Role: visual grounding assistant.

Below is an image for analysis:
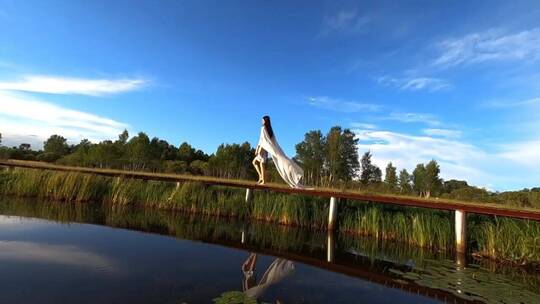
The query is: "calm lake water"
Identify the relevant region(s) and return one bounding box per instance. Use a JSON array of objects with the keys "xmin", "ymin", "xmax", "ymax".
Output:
[{"xmin": 0, "ymin": 197, "xmax": 538, "ymax": 304}]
